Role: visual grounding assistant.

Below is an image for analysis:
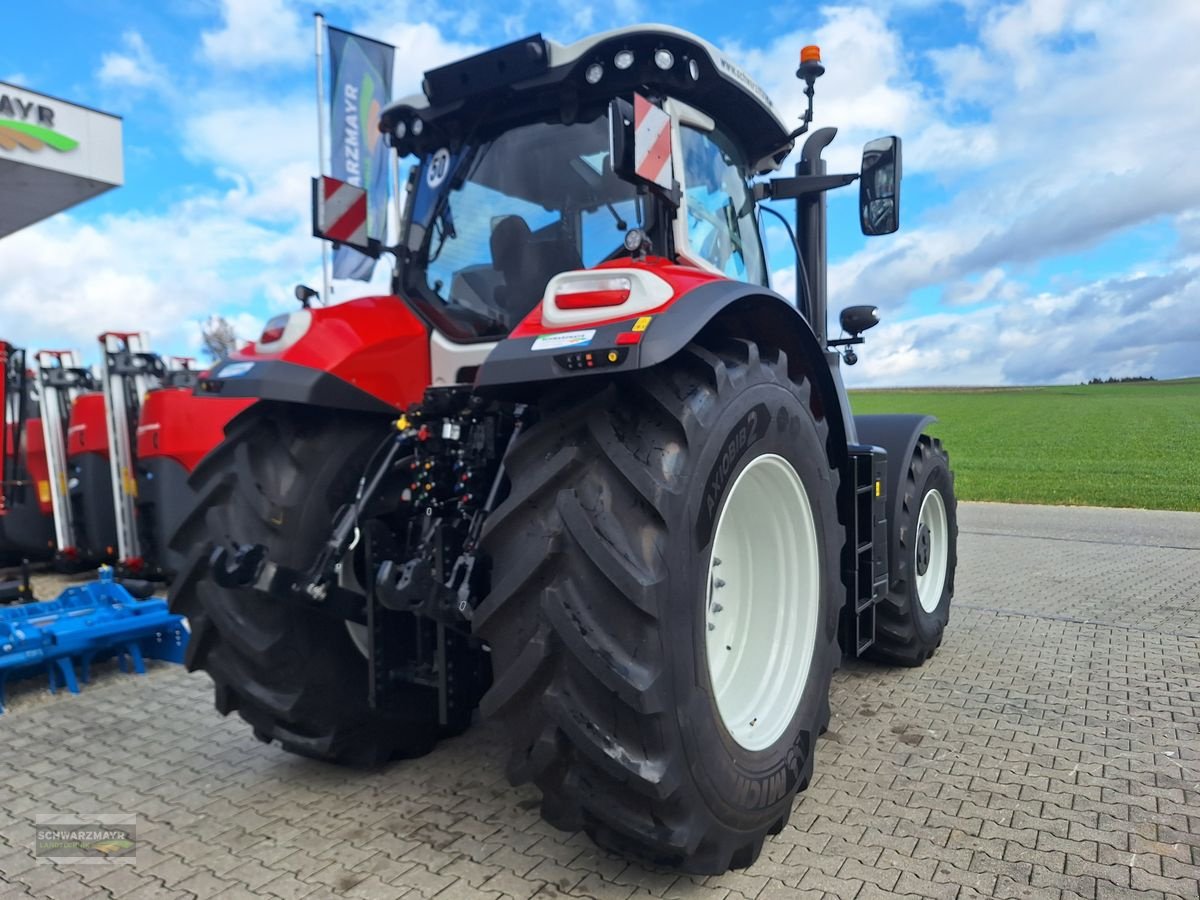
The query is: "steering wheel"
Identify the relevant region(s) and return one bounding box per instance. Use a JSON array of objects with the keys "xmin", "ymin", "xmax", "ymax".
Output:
[{"xmin": 444, "ymin": 300, "xmax": 508, "ymax": 336}]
